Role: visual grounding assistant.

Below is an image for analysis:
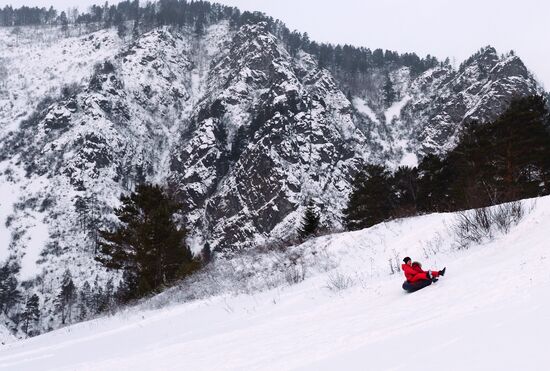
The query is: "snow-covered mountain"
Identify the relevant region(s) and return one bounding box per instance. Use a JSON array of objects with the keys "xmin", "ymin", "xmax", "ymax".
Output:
[
  {"xmin": 1, "ymin": 196, "xmax": 548, "ymax": 370},
  {"xmin": 0, "ymin": 15, "xmax": 545, "ymax": 335},
  {"xmin": 352, "ymin": 46, "xmax": 543, "ymax": 162}
]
